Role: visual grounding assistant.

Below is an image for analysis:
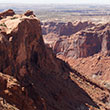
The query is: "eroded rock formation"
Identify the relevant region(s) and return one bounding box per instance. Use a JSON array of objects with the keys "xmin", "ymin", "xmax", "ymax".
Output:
[
  {"xmin": 24, "ymin": 10, "xmax": 35, "ymax": 17},
  {"xmin": 0, "ymin": 9, "xmax": 15, "ymax": 19},
  {"xmin": 42, "ymin": 21, "xmax": 94, "ymax": 36},
  {"xmin": 42, "ymin": 21, "xmax": 96, "ymax": 58},
  {"xmin": 45, "ymin": 23, "xmax": 110, "ymax": 58},
  {"xmin": 42, "ymin": 19, "xmax": 110, "ymax": 109},
  {"xmin": 0, "ymin": 72, "xmax": 36, "ymax": 110},
  {"xmin": 0, "ymin": 9, "xmax": 105, "ymax": 110}
]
